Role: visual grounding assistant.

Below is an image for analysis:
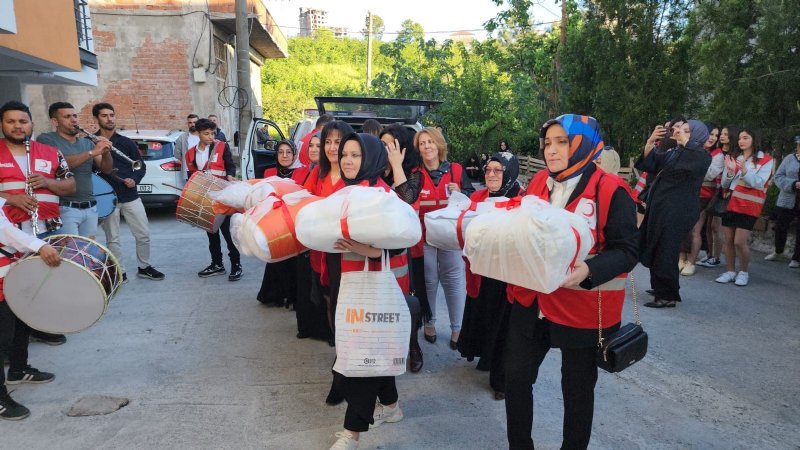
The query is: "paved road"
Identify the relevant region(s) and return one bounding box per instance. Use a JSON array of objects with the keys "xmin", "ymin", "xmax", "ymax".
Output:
[{"xmin": 2, "ymin": 208, "xmax": 799, "ymax": 449}]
